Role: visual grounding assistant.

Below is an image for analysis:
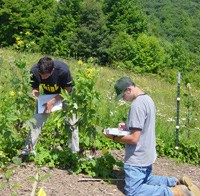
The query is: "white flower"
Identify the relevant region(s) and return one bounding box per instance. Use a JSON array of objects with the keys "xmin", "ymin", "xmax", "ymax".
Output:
[
  {"xmin": 167, "ymin": 118, "xmax": 175, "ymax": 122},
  {"xmin": 119, "ymin": 100, "xmax": 126, "ymax": 105}
]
